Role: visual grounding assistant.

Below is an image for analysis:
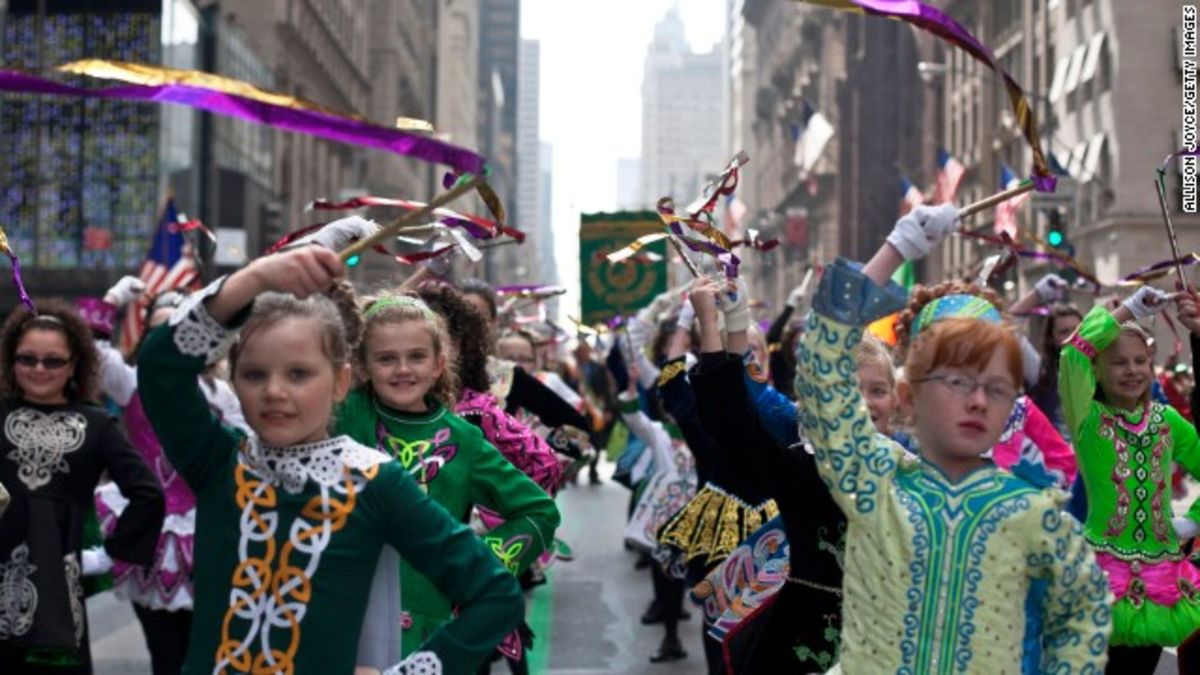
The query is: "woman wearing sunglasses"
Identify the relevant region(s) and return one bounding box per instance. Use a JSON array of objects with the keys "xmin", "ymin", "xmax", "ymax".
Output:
[{"xmin": 0, "ymin": 299, "xmax": 164, "ymax": 674}]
